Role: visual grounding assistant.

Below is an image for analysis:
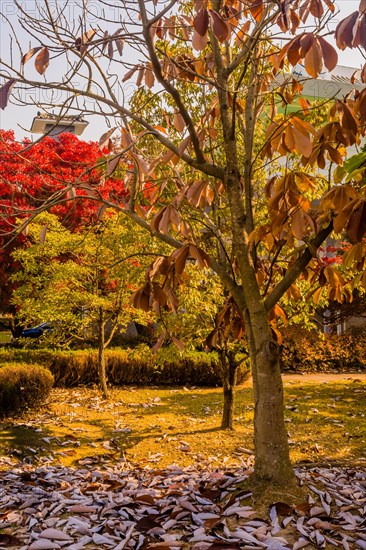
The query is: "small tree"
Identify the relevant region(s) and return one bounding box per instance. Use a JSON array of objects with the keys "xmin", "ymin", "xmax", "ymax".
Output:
[
  {"xmin": 155, "ymin": 263, "xmax": 248, "ymax": 429},
  {"xmin": 11, "ymin": 212, "xmax": 158, "ymax": 398}
]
